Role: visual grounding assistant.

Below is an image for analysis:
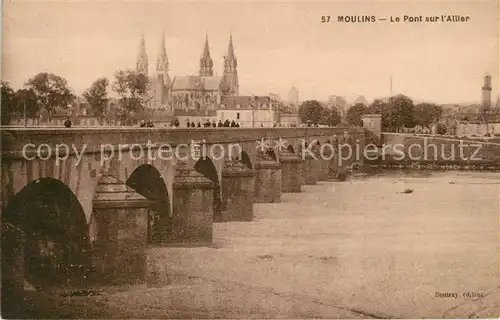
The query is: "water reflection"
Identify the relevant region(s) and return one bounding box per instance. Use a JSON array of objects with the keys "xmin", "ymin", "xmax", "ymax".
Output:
[{"xmin": 357, "ymin": 169, "xmax": 500, "ymax": 184}]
